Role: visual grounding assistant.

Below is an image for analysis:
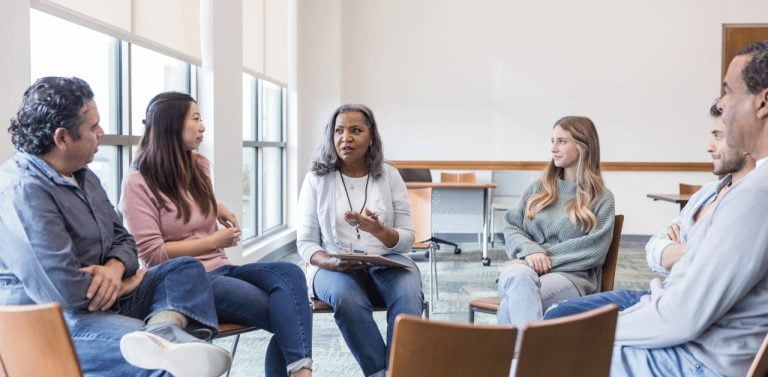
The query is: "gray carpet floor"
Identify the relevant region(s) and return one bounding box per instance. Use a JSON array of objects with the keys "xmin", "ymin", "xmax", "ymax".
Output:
[{"xmin": 214, "ymin": 239, "xmax": 660, "ymax": 376}]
